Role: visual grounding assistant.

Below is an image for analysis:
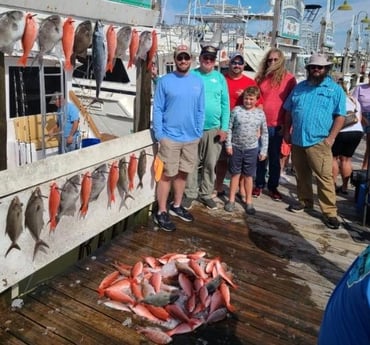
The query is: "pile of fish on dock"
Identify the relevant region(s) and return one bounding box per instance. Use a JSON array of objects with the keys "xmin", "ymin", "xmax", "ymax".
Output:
[
  {"xmin": 5, "ymin": 149, "xmax": 149, "ymax": 260},
  {"xmin": 0, "ymin": 9, "xmax": 157, "ymax": 101},
  {"xmin": 98, "ymin": 251, "xmax": 237, "ymax": 344}
]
